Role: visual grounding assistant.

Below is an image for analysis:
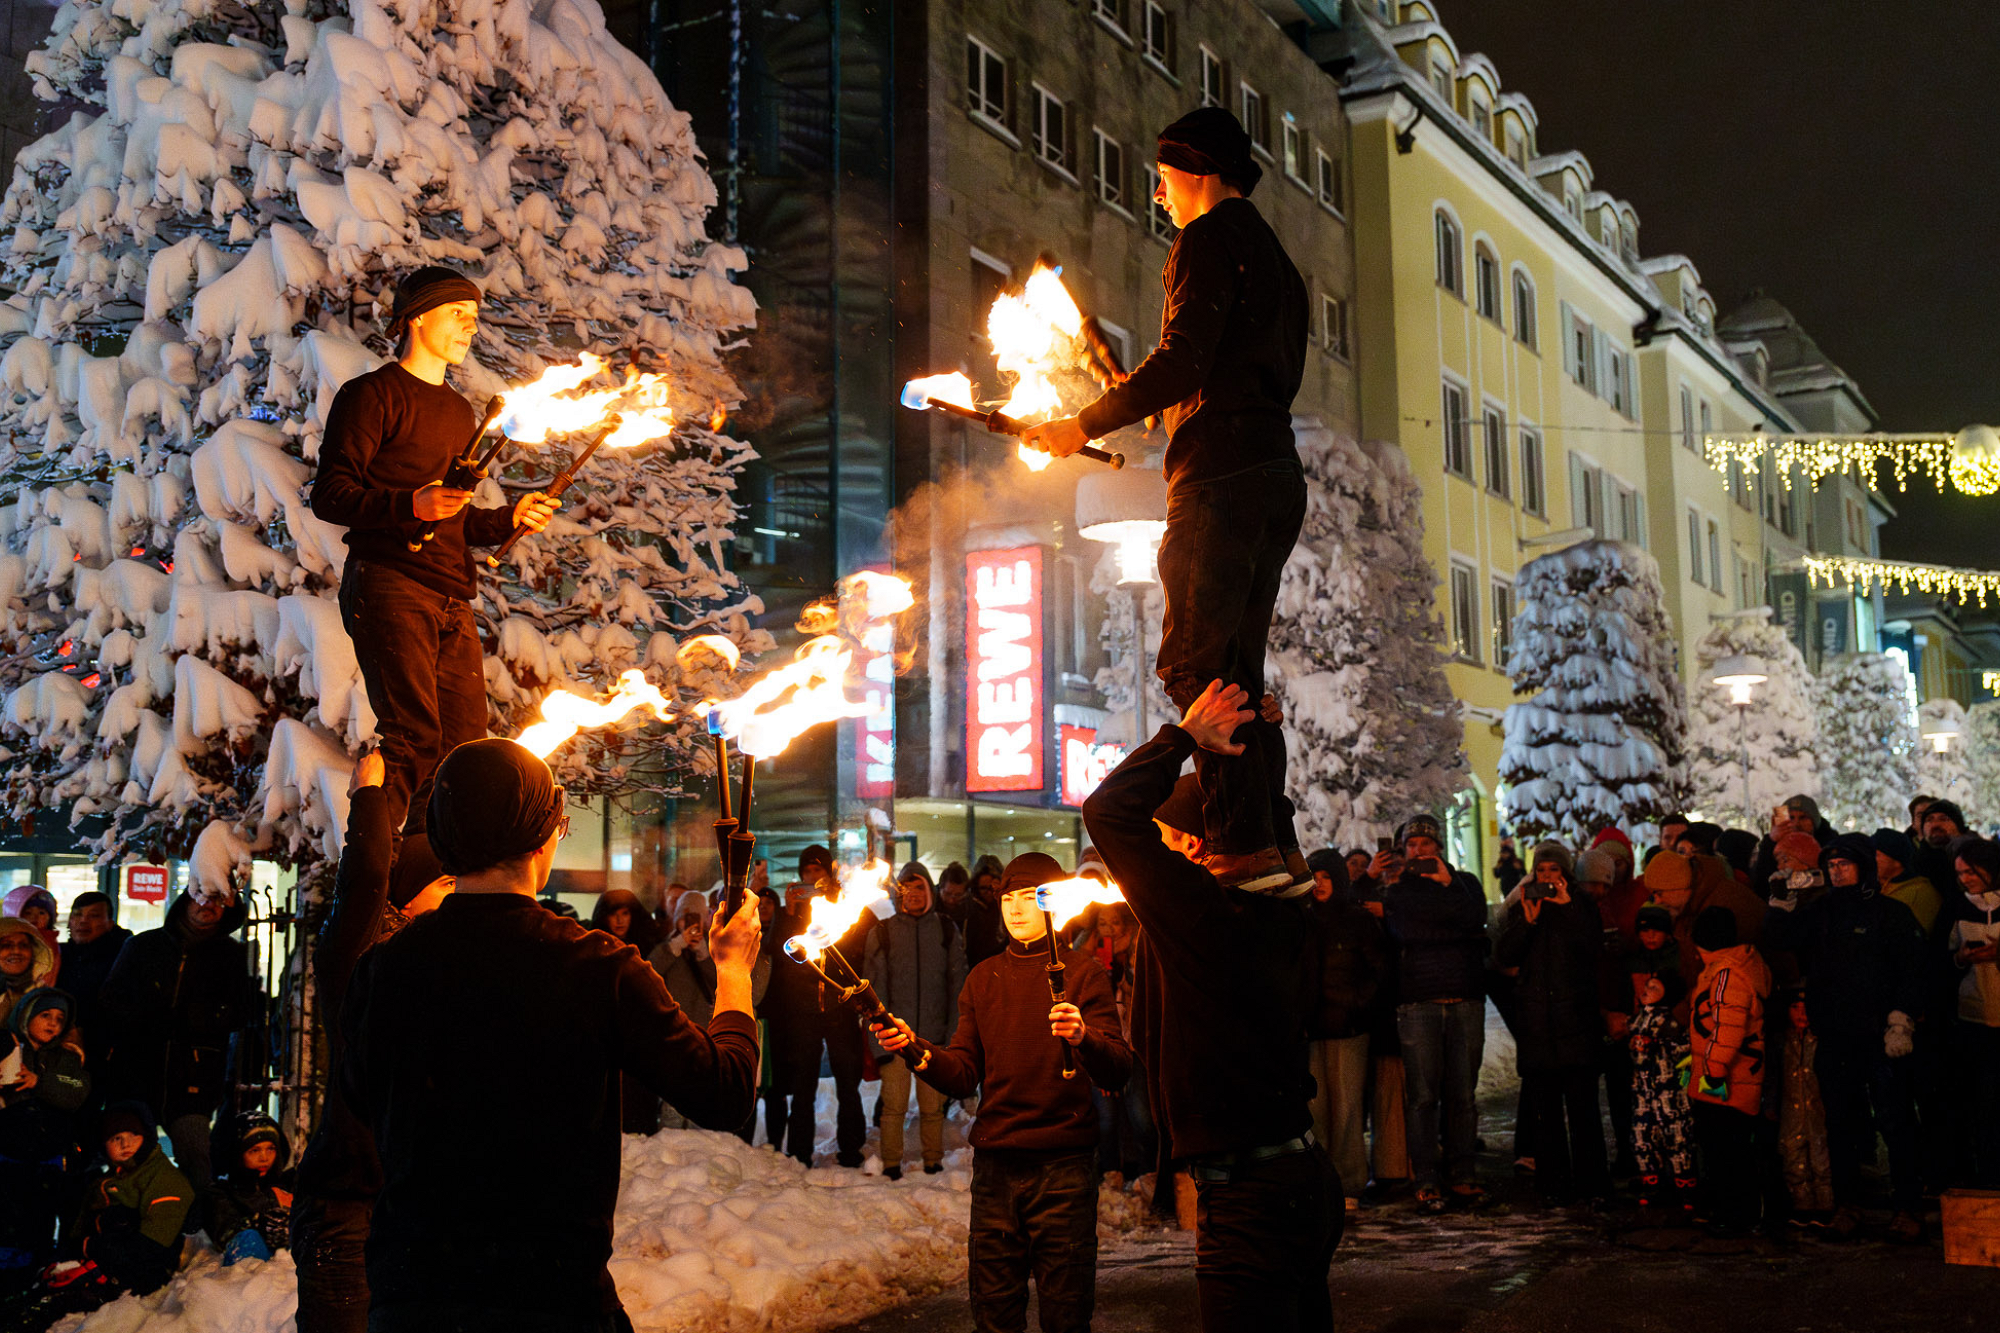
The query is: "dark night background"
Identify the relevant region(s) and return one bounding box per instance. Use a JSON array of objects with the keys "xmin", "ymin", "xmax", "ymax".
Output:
[{"xmin": 1438, "ymin": 0, "xmax": 2000, "ymax": 568}]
